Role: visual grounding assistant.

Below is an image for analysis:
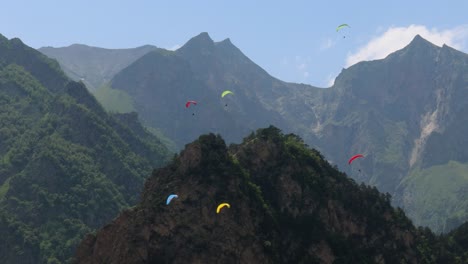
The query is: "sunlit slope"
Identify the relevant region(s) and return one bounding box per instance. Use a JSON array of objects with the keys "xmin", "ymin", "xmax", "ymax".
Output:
[{"xmin": 397, "ymin": 161, "xmax": 468, "ymax": 233}]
